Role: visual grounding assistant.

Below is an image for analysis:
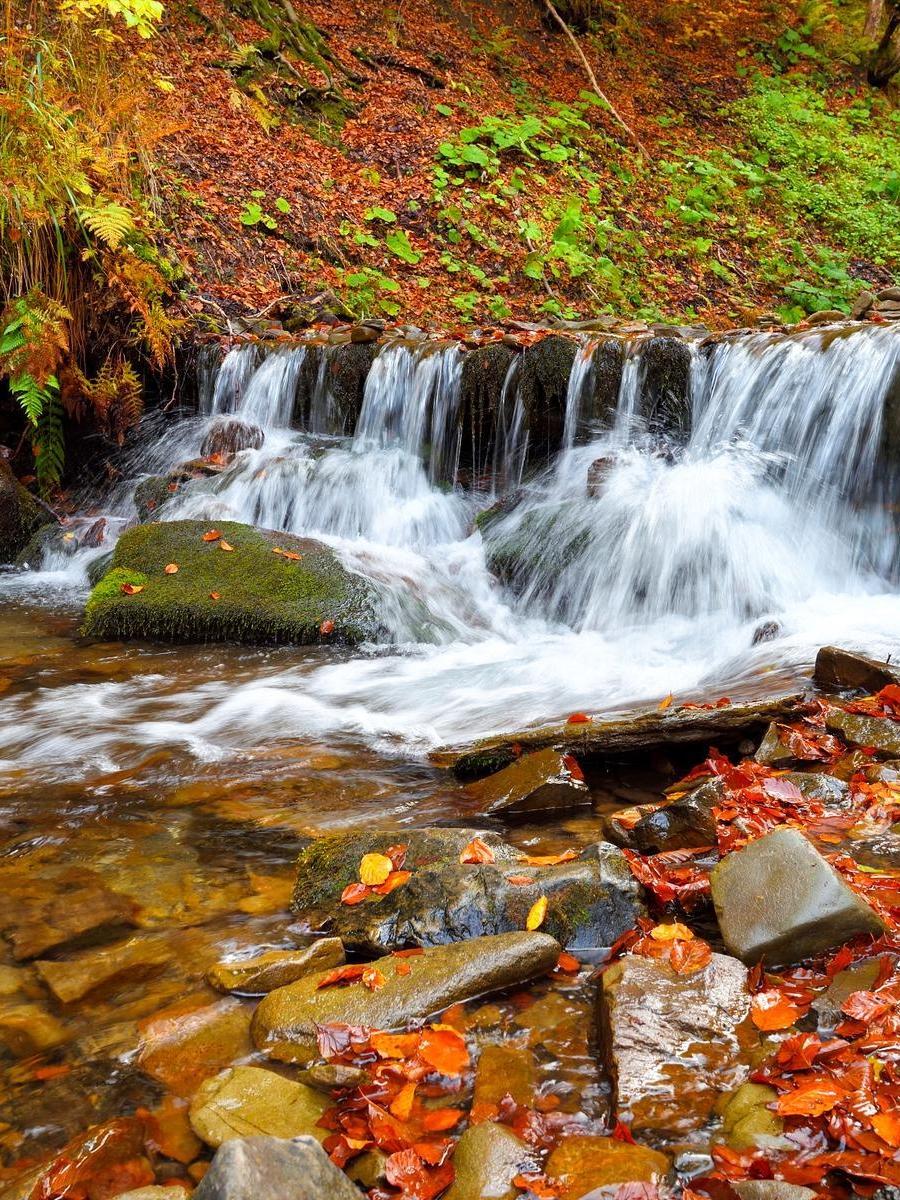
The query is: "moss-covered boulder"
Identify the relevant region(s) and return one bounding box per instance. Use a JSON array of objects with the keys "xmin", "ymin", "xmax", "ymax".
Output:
[
  {"xmin": 459, "ymin": 342, "xmax": 519, "ymax": 483},
  {"xmin": 133, "ymin": 475, "xmax": 177, "ymax": 523},
  {"xmin": 519, "ymin": 334, "xmax": 578, "ymax": 462},
  {"xmin": 81, "ymin": 519, "xmax": 380, "ymax": 646},
  {"xmin": 0, "ymin": 461, "xmax": 55, "ymax": 564},
  {"xmin": 322, "ymin": 342, "xmax": 380, "ymax": 432},
  {"xmin": 639, "ymin": 335, "xmax": 692, "ymax": 436},
  {"xmin": 477, "ymin": 497, "xmax": 589, "ymax": 595},
  {"xmin": 291, "ymin": 827, "xmax": 645, "ymax": 953}
]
